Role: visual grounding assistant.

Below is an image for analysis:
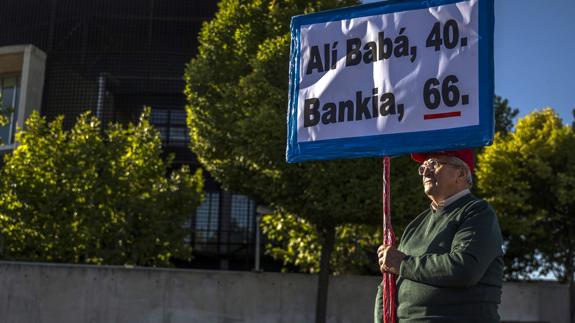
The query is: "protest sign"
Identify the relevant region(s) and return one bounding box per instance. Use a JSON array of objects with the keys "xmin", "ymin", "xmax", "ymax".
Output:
[{"xmin": 287, "ymin": 0, "xmax": 494, "ymax": 163}]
